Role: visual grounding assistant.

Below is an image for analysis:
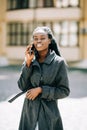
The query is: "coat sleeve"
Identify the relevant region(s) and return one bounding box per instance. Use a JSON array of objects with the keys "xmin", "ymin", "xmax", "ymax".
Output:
[
  {"xmin": 41, "ymin": 59, "xmax": 70, "ymax": 100},
  {"xmin": 17, "ymin": 62, "xmax": 32, "ymax": 91}
]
